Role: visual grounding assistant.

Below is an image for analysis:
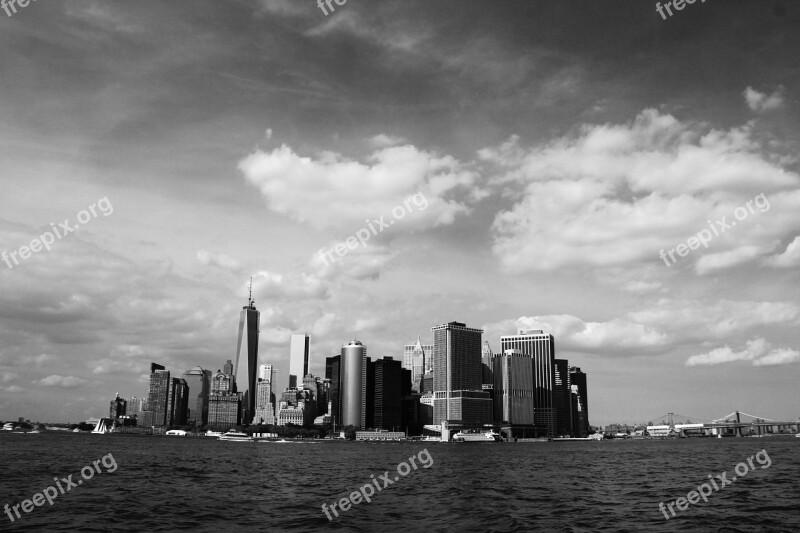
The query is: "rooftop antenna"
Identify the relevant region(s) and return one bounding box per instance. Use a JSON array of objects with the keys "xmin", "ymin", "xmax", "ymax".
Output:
[{"xmin": 248, "ymin": 276, "xmax": 253, "ymax": 306}]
